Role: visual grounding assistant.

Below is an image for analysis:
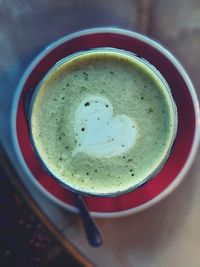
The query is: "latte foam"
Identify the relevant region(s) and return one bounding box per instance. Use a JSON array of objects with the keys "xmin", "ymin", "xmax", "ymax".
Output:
[{"xmin": 73, "ymin": 96, "xmax": 136, "ymax": 158}]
